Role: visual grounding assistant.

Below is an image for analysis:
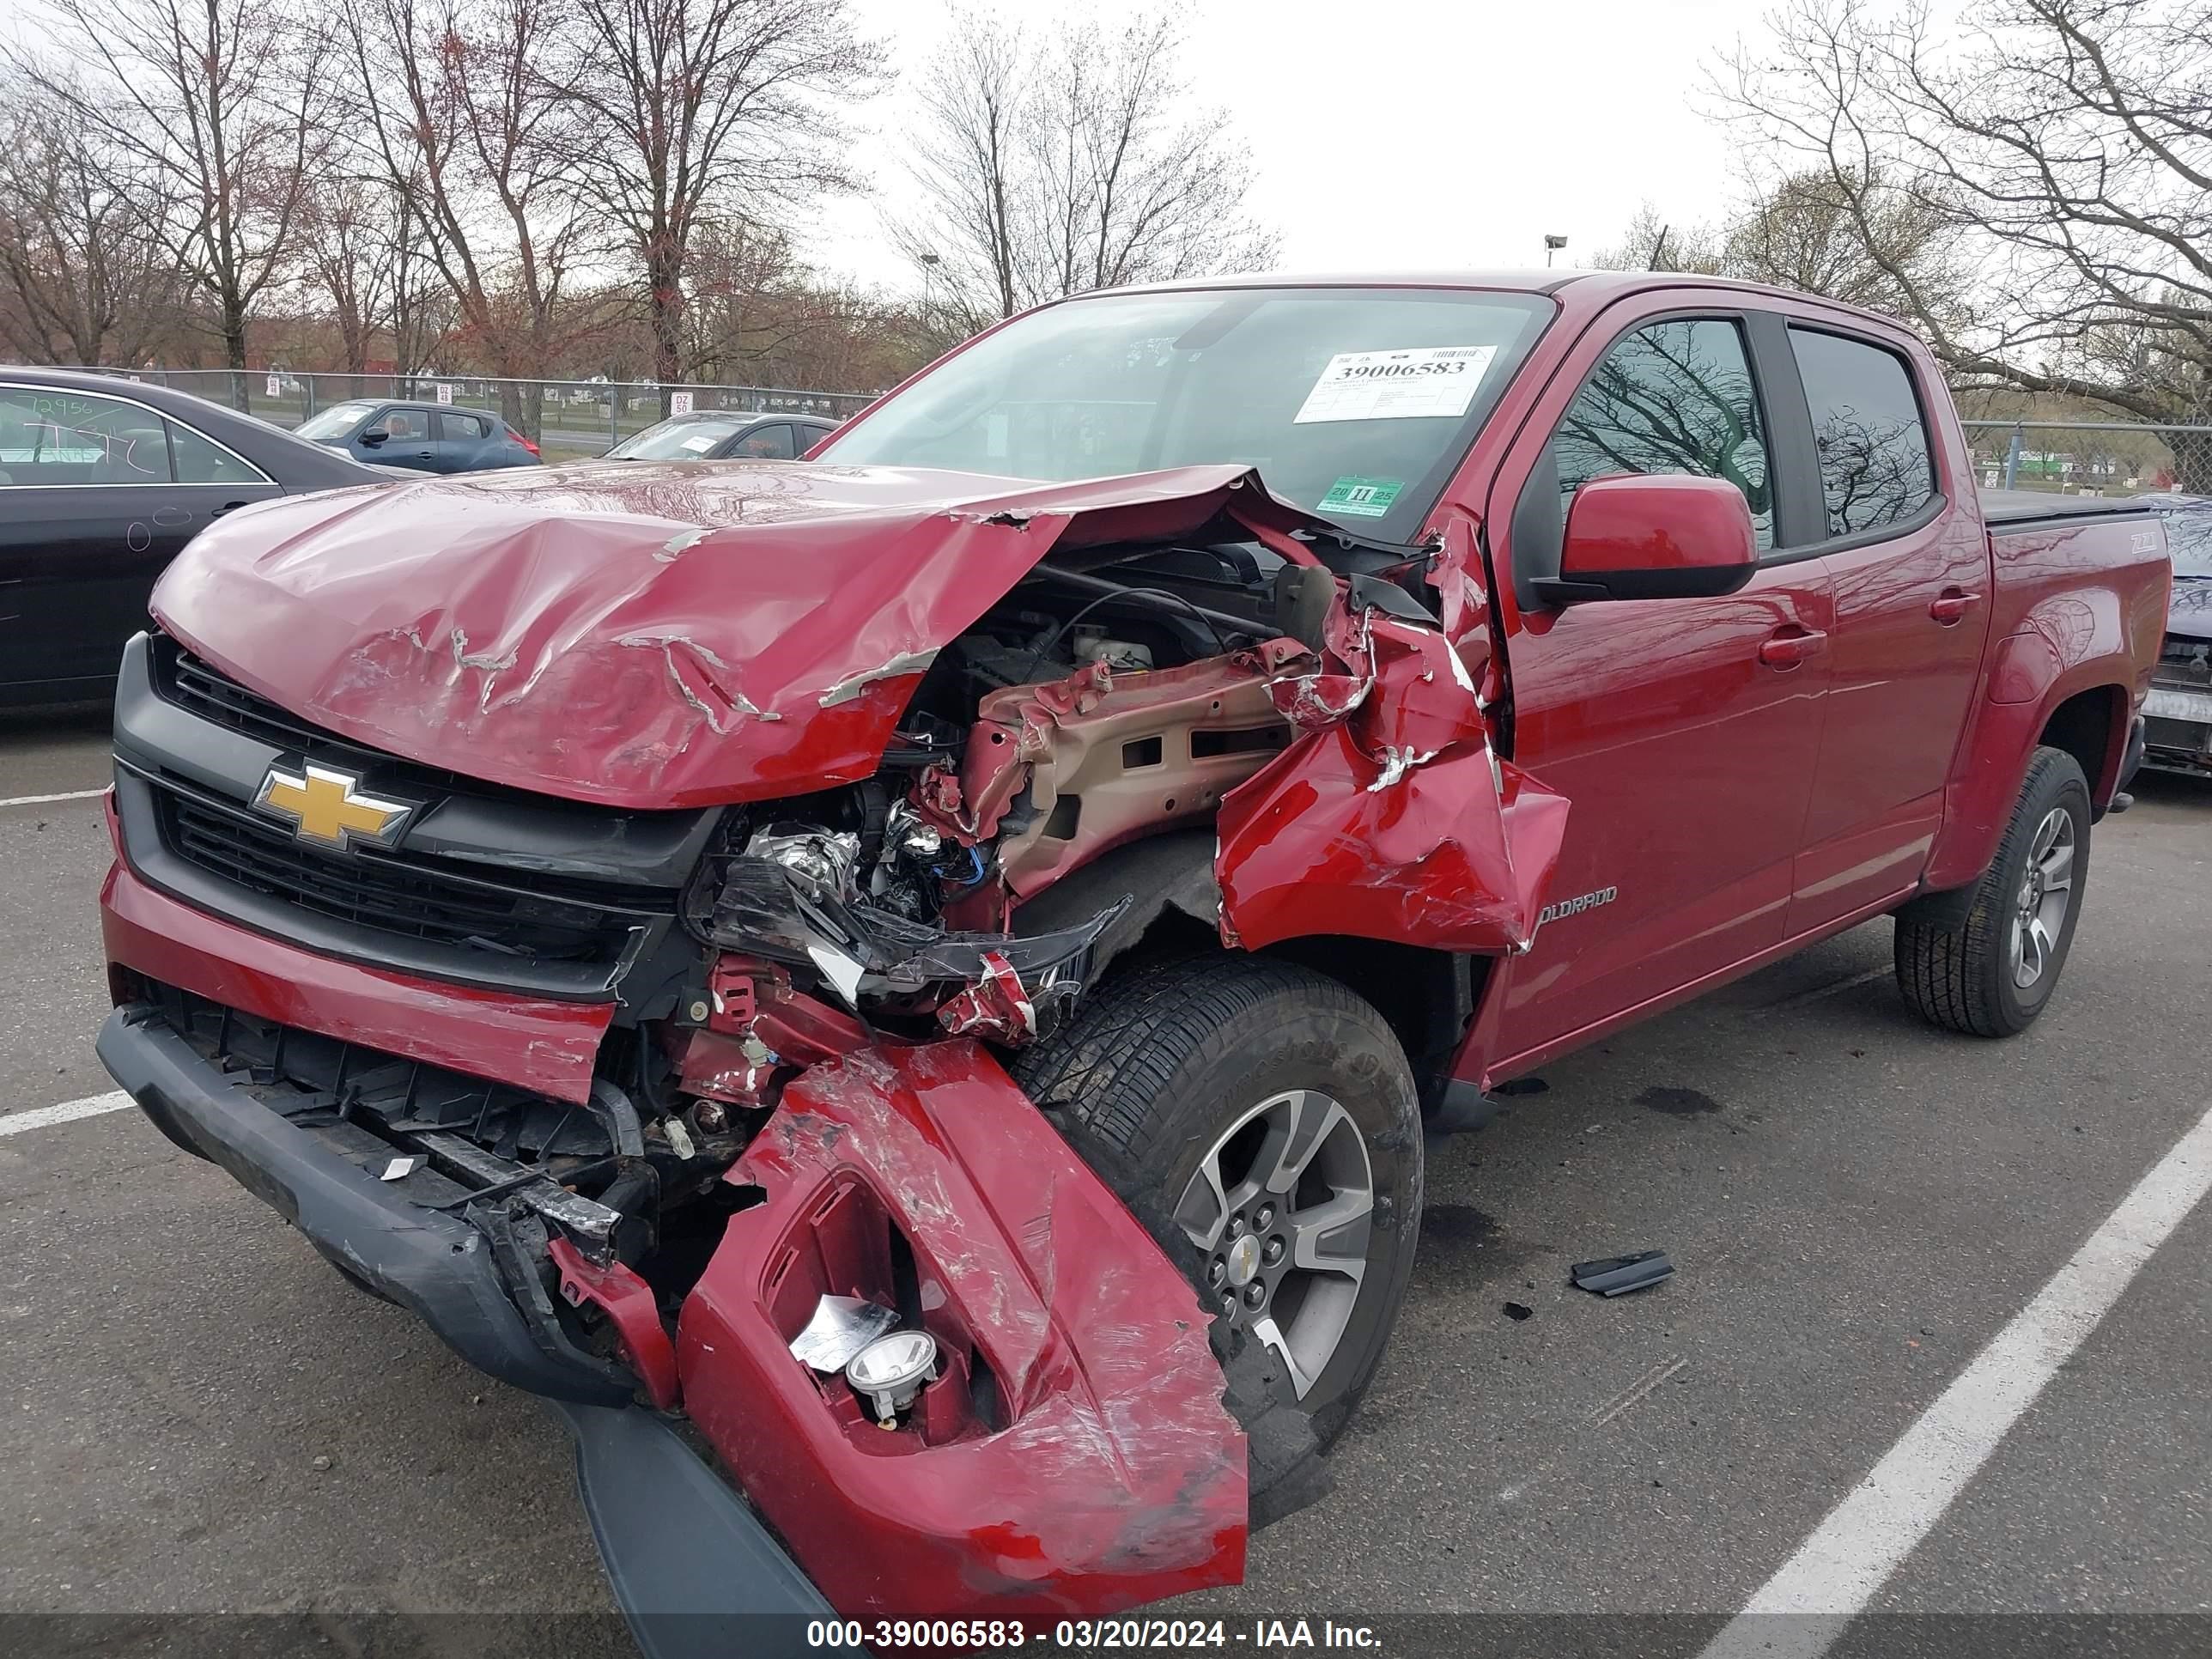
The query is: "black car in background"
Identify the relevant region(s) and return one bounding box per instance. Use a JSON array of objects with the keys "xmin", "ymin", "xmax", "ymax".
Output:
[
  {"xmin": 602, "ymin": 409, "xmax": 838, "ymax": 461},
  {"xmin": 293, "ymin": 398, "xmax": 543, "ymax": 472},
  {"xmin": 1, "ymin": 368, "xmax": 383, "ymax": 706},
  {"xmin": 2147, "ymin": 494, "xmax": 2212, "ymax": 774}
]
